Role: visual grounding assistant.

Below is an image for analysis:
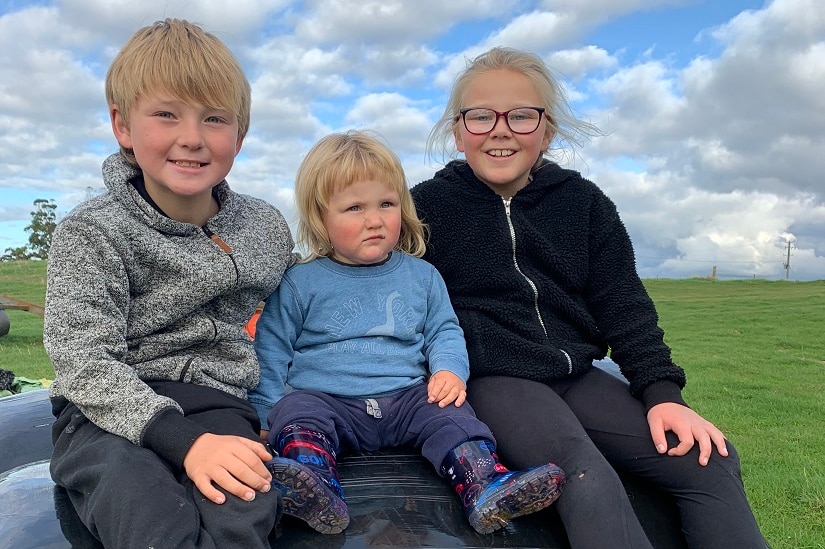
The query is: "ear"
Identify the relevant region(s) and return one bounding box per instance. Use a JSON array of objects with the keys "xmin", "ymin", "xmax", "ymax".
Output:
[
  {"xmin": 235, "ymin": 135, "xmax": 245, "ymax": 156},
  {"xmin": 110, "ymin": 107, "xmax": 133, "ymax": 150},
  {"xmin": 454, "ymin": 128, "xmax": 465, "ymax": 153},
  {"xmin": 541, "ymin": 128, "xmax": 553, "ymax": 153}
]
